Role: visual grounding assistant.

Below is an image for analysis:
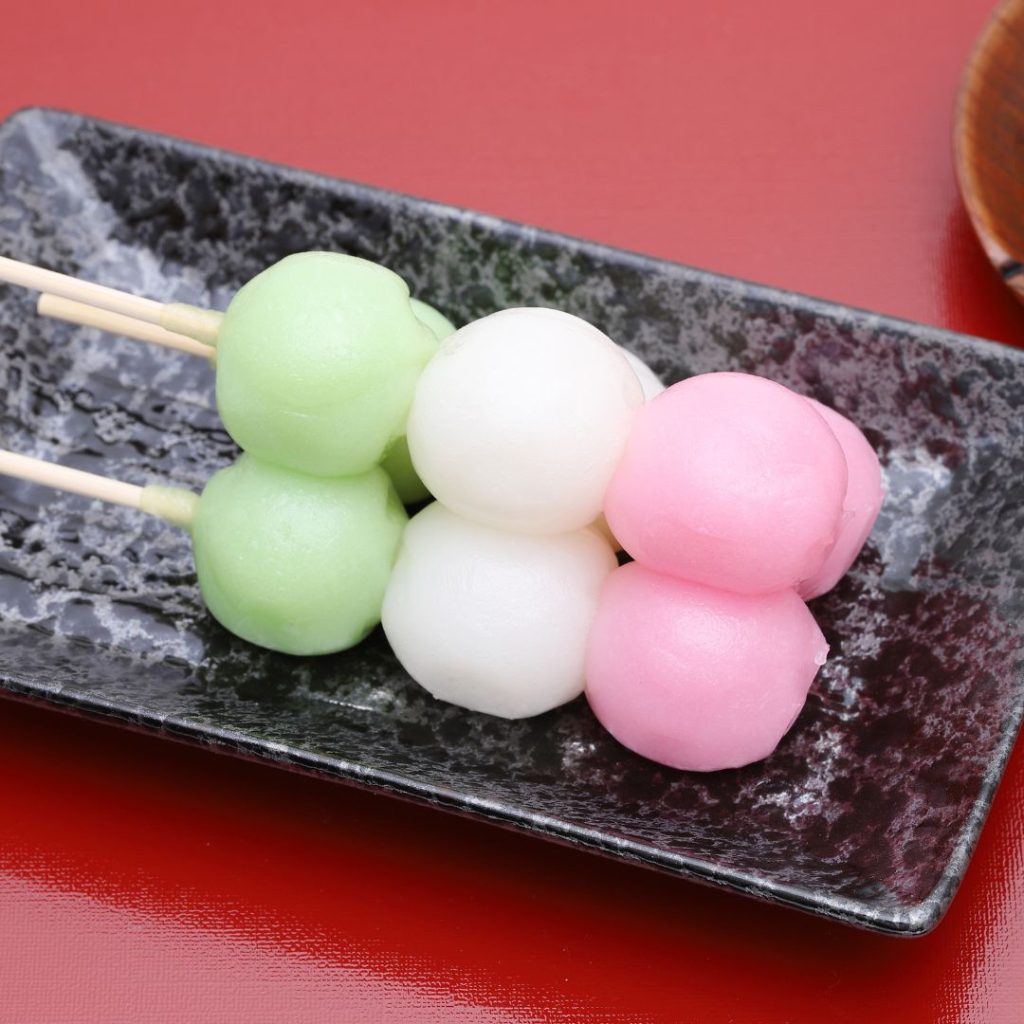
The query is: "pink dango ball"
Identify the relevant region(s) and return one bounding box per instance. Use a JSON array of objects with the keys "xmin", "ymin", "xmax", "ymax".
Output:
[
  {"xmin": 603, "ymin": 372, "xmax": 848, "ymax": 594},
  {"xmin": 585, "ymin": 563, "xmax": 828, "ymax": 772},
  {"xmin": 797, "ymin": 400, "xmax": 884, "ymax": 600}
]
